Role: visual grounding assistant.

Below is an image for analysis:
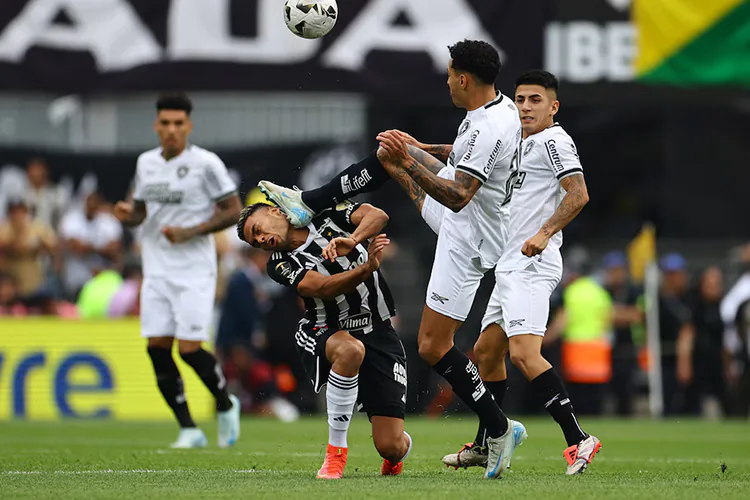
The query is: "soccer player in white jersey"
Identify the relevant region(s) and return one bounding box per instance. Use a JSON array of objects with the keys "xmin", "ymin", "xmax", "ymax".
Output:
[
  {"xmin": 113, "ymin": 93, "xmax": 243, "ymax": 449},
  {"xmin": 441, "ymin": 70, "xmax": 601, "ymax": 474},
  {"xmin": 259, "ymin": 40, "xmax": 525, "ymax": 479}
]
